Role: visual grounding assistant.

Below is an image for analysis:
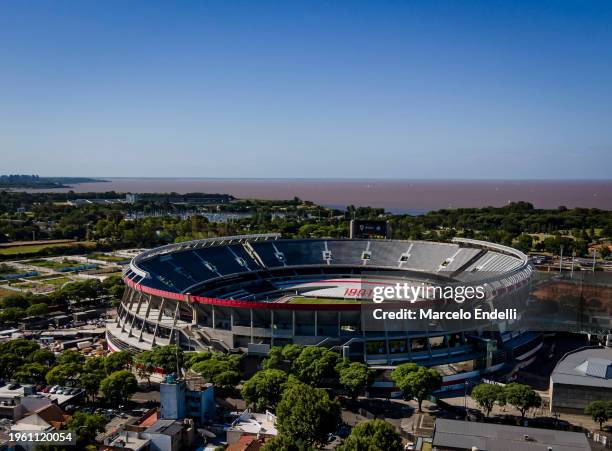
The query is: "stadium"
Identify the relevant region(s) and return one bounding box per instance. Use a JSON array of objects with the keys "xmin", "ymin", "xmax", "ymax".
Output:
[{"xmin": 108, "ymin": 234, "xmax": 541, "ymax": 389}]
